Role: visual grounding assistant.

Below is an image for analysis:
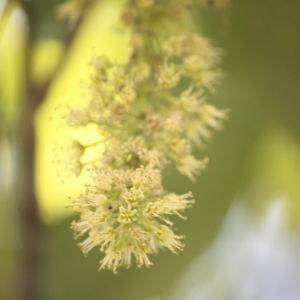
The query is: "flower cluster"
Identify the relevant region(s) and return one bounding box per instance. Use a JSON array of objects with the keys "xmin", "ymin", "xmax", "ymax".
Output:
[
  {"xmin": 61, "ymin": 0, "xmax": 227, "ymax": 272},
  {"xmin": 70, "ymin": 166, "xmax": 193, "ymax": 271}
]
